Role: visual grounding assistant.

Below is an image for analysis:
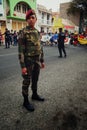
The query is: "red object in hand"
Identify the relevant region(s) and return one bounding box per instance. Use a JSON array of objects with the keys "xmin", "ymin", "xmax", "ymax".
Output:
[
  {"xmin": 41, "ymin": 63, "xmax": 45, "ymax": 69},
  {"xmin": 22, "ymin": 67, "xmax": 27, "ymax": 75}
]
